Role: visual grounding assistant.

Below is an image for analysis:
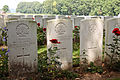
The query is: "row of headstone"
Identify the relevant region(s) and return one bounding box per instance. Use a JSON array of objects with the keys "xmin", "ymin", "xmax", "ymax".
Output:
[
  {"xmin": 3, "ymin": 14, "xmax": 120, "ymax": 30},
  {"xmin": 0, "ymin": 14, "xmax": 120, "ymax": 77},
  {"xmin": 47, "ymin": 17, "xmax": 120, "ymax": 68}
]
